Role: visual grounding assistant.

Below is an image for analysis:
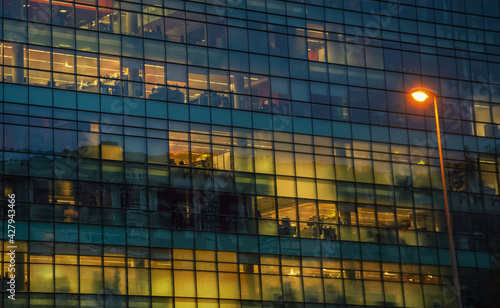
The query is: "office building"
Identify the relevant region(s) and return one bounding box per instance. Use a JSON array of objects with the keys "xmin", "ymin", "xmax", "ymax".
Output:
[{"xmin": 1, "ymin": 0, "xmax": 499, "ymax": 307}]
